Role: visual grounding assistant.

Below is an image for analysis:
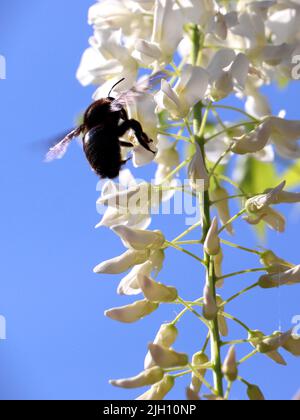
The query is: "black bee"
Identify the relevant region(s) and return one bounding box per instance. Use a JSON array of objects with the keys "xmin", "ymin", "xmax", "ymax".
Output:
[{"xmin": 46, "ymin": 74, "xmax": 163, "ymax": 179}]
